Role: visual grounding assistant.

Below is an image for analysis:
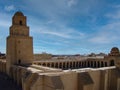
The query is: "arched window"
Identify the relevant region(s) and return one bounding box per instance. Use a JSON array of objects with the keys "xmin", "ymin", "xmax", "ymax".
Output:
[
  {"xmin": 79, "ymin": 62, "xmax": 81, "ymax": 68},
  {"xmin": 67, "ymin": 62, "xmax": 69, "ymax": 68},
  {"xmin": 110, "ymin": 60, "xmax": 115, "ymax": 66},
  {"xmin": 51, "ymin": 63, "xmax": 54, "ymax": 67},
  {"xmin": 105, "ymin": 62, "xmax": 107, "ymax": 67},
  {"xmin": 98, "ymin": 62, "xmax": 100, "ymax": 67},
  {"xmin": 63, "ymin": 62, "xmax": 66, "ymax": 69},
  {"xmin": 59, "ymin": 63, "xmax": 62, "ymax": 68},
  {"xmin": 94, "ymin": 61, "xmax": 96, "ymax": 68},
  {"xmin": 70, "ymin": 62, "xmax": 72, "ymax": 68},
  {"xmin": 55, "ymin": 63, "xmax": 58, "ymax": 68},
  {"xmin": 73, "ymin": 62, "xmax": 76, "ymax": 68},
  {"xmin": 19, "ymin": 20, "xmax": 22, "ymax": 25},
  {"xmin": 18, "ymin": 59, "xmax": 21, "ymax": 64},
  {"xmin": 88, "ymin": 61, "xmax": 90, "ymax": 67},
  {"xmin": 47, "ymin": 63, "xmax": 50, "ymax": 67},
  {"xmin": 101, "ymin": 61, "xmax": 104, "ymax": 67},
  {"xmin": 42, "ymin": 63, "xmax": 46, "ymax": 66},
  {"xmin": 91, "ymin": 61, "xmax": 93, "ymax": 68}
]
